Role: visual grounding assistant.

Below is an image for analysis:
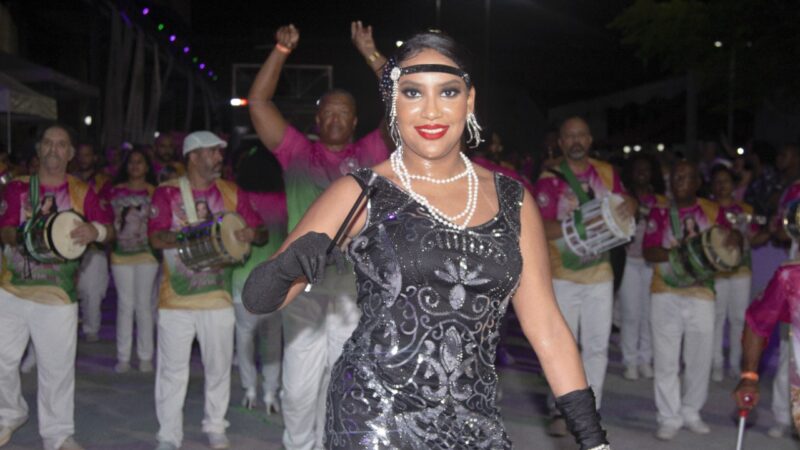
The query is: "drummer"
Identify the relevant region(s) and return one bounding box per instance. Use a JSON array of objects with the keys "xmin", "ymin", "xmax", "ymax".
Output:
[
  {"xmin": 709, "ymin": 165, "xmax": 768, "ymax": 382},
  {"xmin": 148, "ymin": 130, "xmax": 265, "ymax": 450},
  {"xmin": 642, "ymin": 160, "xmax": 731, "ymax": 440},
  {"xmin": 71, "ymin": 143, "xmax": 112, "ymax": 343},
  {"xmin": 0, "ymin": 123, "xmax": 114, "ymax": 450},
  {"xmin": 533, "ymin": 116, "xmax": 636, "ymax": 435}
]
